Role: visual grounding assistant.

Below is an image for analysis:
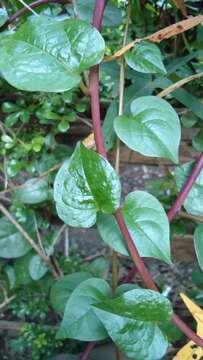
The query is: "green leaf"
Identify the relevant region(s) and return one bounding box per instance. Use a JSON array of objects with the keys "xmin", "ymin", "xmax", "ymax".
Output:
[
  {"xmin": 125, "ymin": 42, "xmax": 166, "ymax": 75},
  {"xmin": 4, "ymin": 265, "xmax": 16, "ymax": 289},
  {"xmin": 98, "ymin": 191, "xmax": 171, "ymax": 264},
  {"xmin": 68, "ymin": 0, "xmax": 122, "ymax": 27},
  {"xmin": 194, "ymin": 225, "xmax": 203, "ymax": 271},
  {"xmin": 56, "ymin": 278, "xmax": 110, "ymax": 341},
  {"xmin": 123, "ymin": 191, "xmax": 171, "ymax": 264},
  {"xmin": 95, "ymin": 288, "xmax": 172, "ymax": 322},
  {"xmin": 0, "ymin": 16, "xmax": 105, "ymax": 92},
  {"xmin": 0, "ymin": 217, "xmax": 31, "ymax": 258},
  {"xmin": 82, "ymin": 257, "xmax": 109, "ymax": 278},
  {"xmin": 5, "ymin": 112, "xmax": 21, "ymax": 128},
  {"xmin": 94, "ymin": 290, "xmax": 170, "ymax": 360},
  {"xmin": 16, "ymin": 178, "xmax": 50, "ymax": 204},
  {"xmin": 2, "ymin": 102, "xmax": 20, "ymax": 113},
  {"xmin": 175, "ymin": 162, "xmax": 203, "ymax": 216},
  {"xmin": 114, "ymin": 96, "xmax": 181, "ymax": 163},
  {"xmin": 192, "ymin": 129, "xmax": 203, "ymax": 152},
  {"xmin": 29, "ymin": 255, "xmax": 48, "ymax": 280},
  {"xmin": 54, "ymin": 142, "xmax": 121, "ymax": 227},
  {"xmin": 0, "ymin": 8, "xmax": 8, "ymax": 27},
  {"xmin": 50, "ymin": 272, "xmax": 92, "ymax": 313},
  {"xmin": 102, "ymin": 77, "xmax": 153, "ymax": 151},
  {"xmin": 14, "ymin": 252, "xmax": 33, "ymax": 285},
  {"xmin": 97, "ymin": 213, "xmax": 128, "ymax": 256}
]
